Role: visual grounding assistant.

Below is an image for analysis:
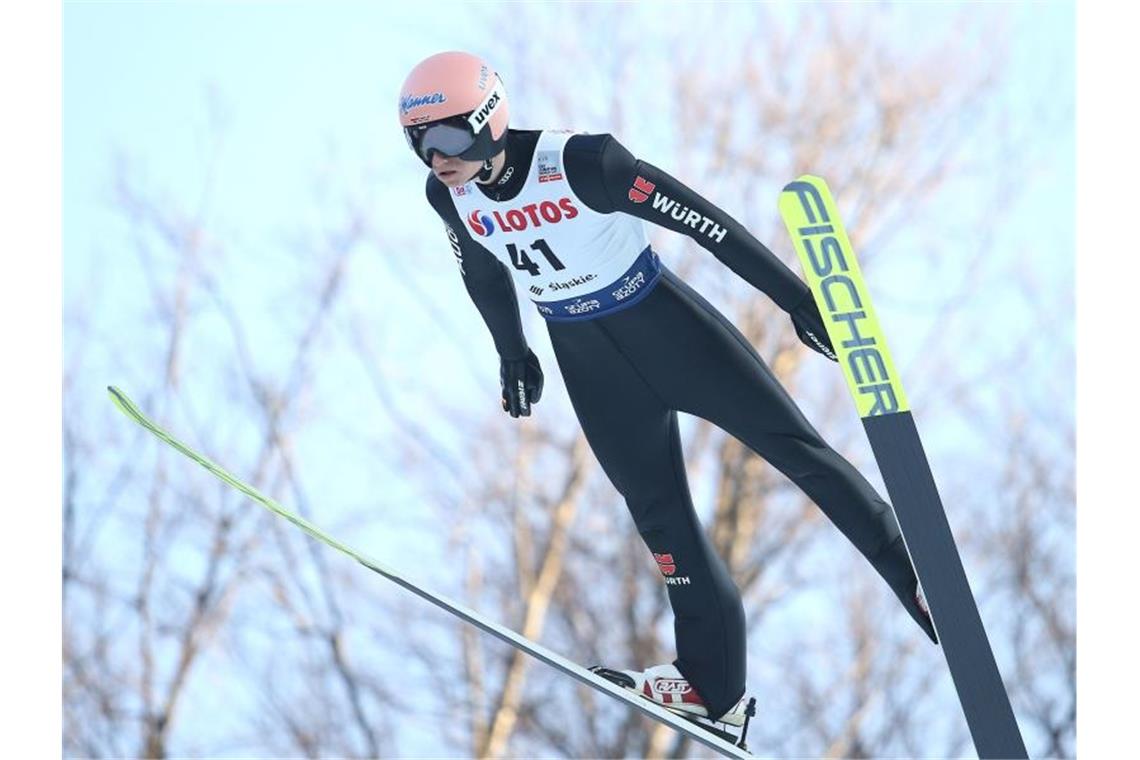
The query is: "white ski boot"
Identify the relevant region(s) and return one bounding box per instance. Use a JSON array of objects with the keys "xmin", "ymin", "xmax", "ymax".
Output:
[{"xmin": 589, "ymin": 662, "xmax": 752, "ymax": 726}]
